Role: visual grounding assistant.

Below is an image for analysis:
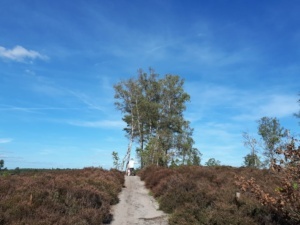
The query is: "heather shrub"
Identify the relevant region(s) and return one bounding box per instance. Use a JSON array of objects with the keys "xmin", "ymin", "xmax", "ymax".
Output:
[
  {"xmin": 169, "ymin": 203, "xmax": 204, "ymax": 225},
  {"xmin": 140, "ymin": 165, "xmax": 285, "ymax": 225},
  {"xmin": 236, "ymin": 142, "xmax": 300, "ymax": 225},
  {"xmin": 0, "ymin": 168, "xmax": 124, "ymax": 225},
  {"xmin": 145, "ymin": 167, "xmax": 177, "ymax": 190}
]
